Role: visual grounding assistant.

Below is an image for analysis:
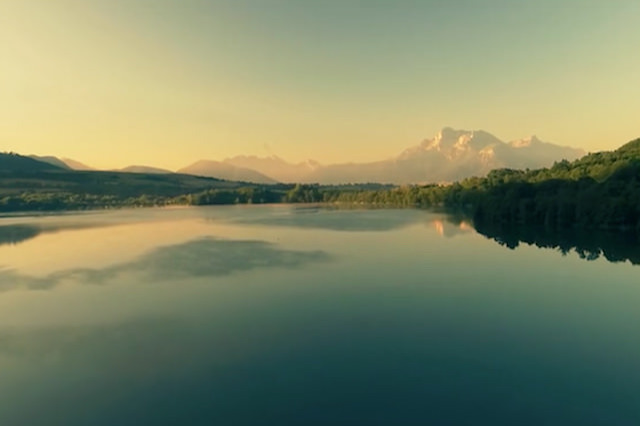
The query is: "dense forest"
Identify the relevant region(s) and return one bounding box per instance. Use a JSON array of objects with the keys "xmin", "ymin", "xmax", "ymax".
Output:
[
  {"xmin": 0, "ymin": 153, "xmax": 392, "ymax": 211},
  {"xmin": 444, "ymin": 138, "xmax": 640, "ymax": 232},
  {"xmin": 283, "ymin": 138, "xmax": 640, "ymax": 233},
  {"xmin": 2, "ymin": 139, "xmax": 640, "ymax": 235}
]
